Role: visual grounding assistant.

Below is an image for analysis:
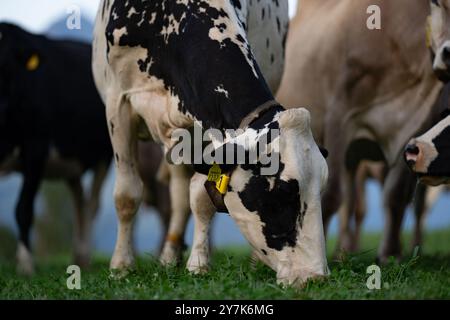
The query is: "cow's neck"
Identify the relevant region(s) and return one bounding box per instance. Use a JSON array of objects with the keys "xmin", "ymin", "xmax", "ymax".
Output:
[{"xmin": 176, "ymin": 57, "xmax": 276, "ymax": 130}]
